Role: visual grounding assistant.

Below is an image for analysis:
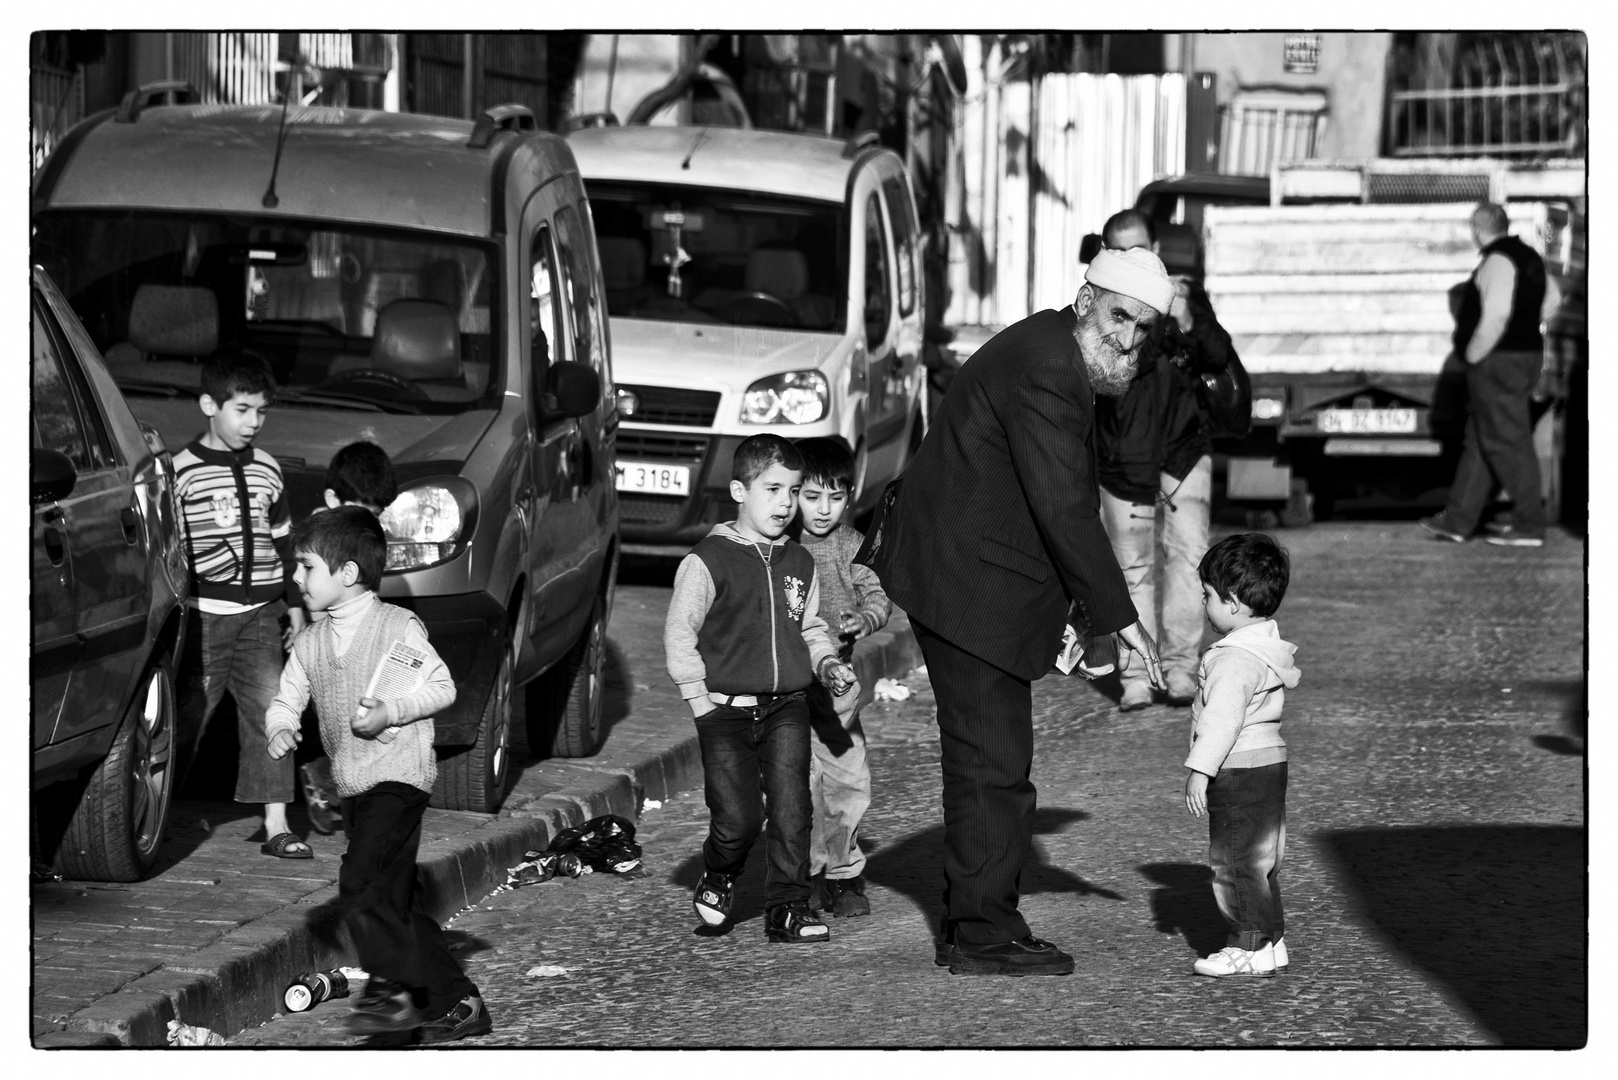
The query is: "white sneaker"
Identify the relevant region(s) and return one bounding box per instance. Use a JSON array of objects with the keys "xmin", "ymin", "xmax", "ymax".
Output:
[
  {"xmin": 1193, "ymin": 943, "xmax": 1277, "ymax": 978},
  {"xmin": 1272, "ymin": 937, "xmax": 1288, "ymax": 973}
]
